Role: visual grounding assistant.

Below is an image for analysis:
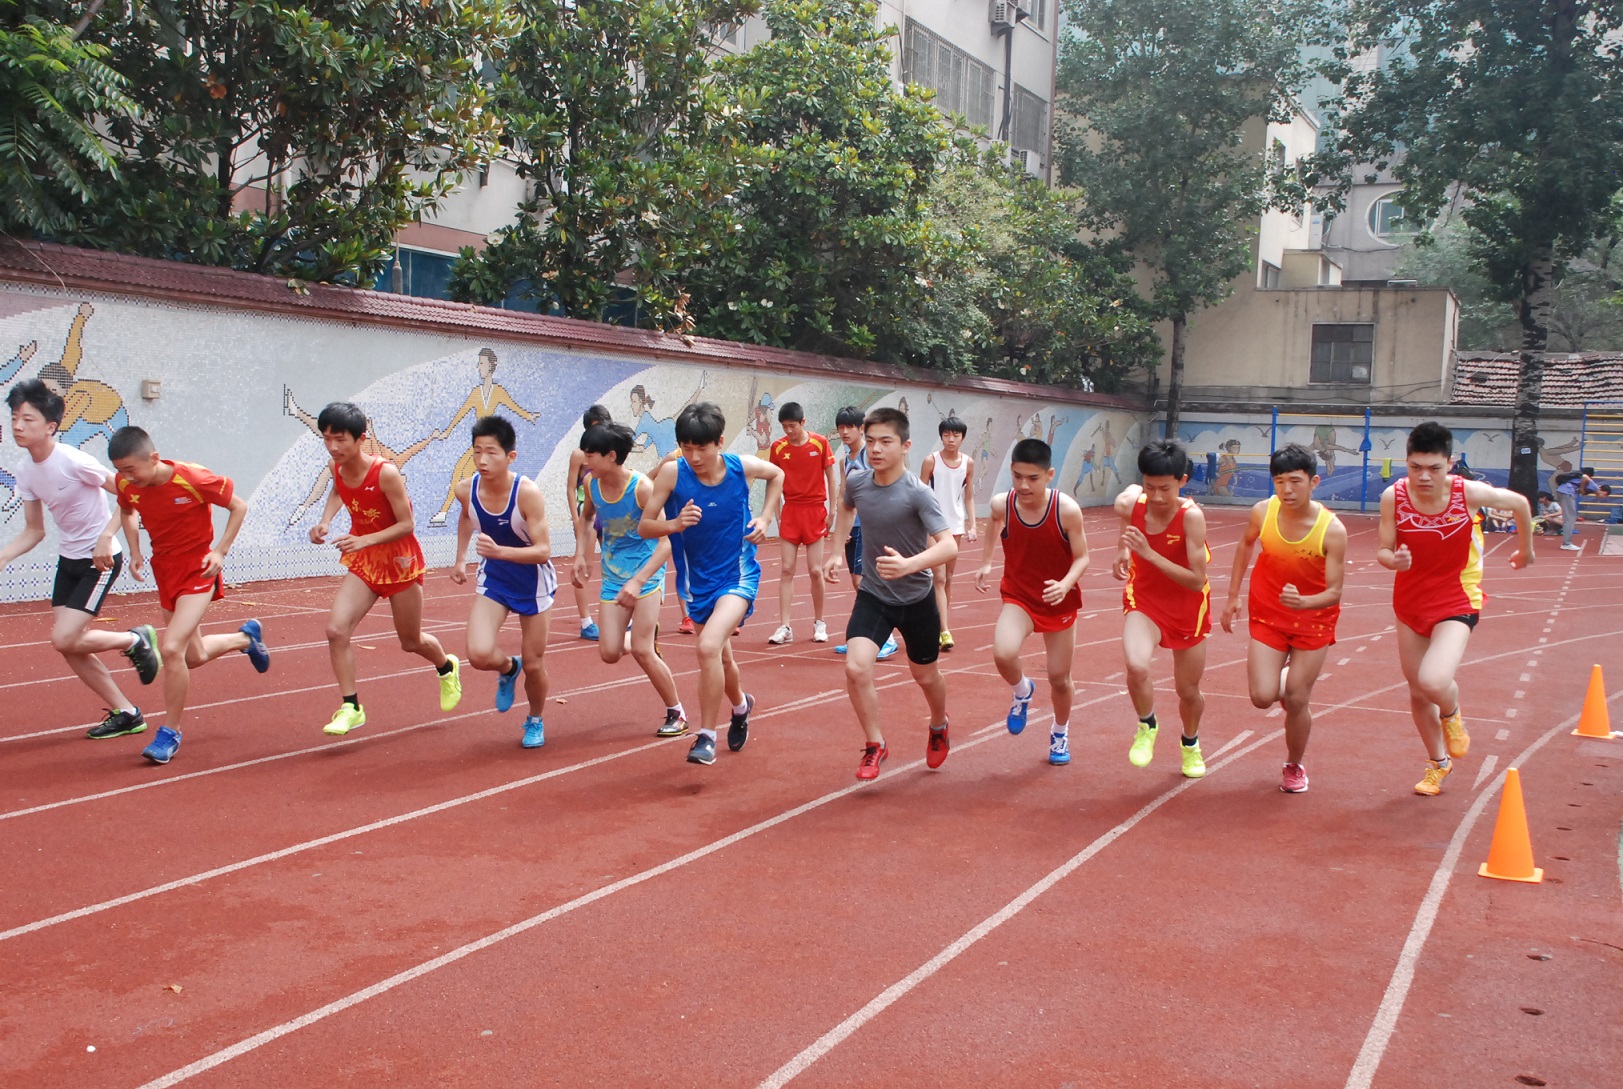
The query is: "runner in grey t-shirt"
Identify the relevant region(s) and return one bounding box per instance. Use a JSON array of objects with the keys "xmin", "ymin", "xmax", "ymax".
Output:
[{"xmin": 842, "ymin": 468, "xmax": 951, "ymax": 605}]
